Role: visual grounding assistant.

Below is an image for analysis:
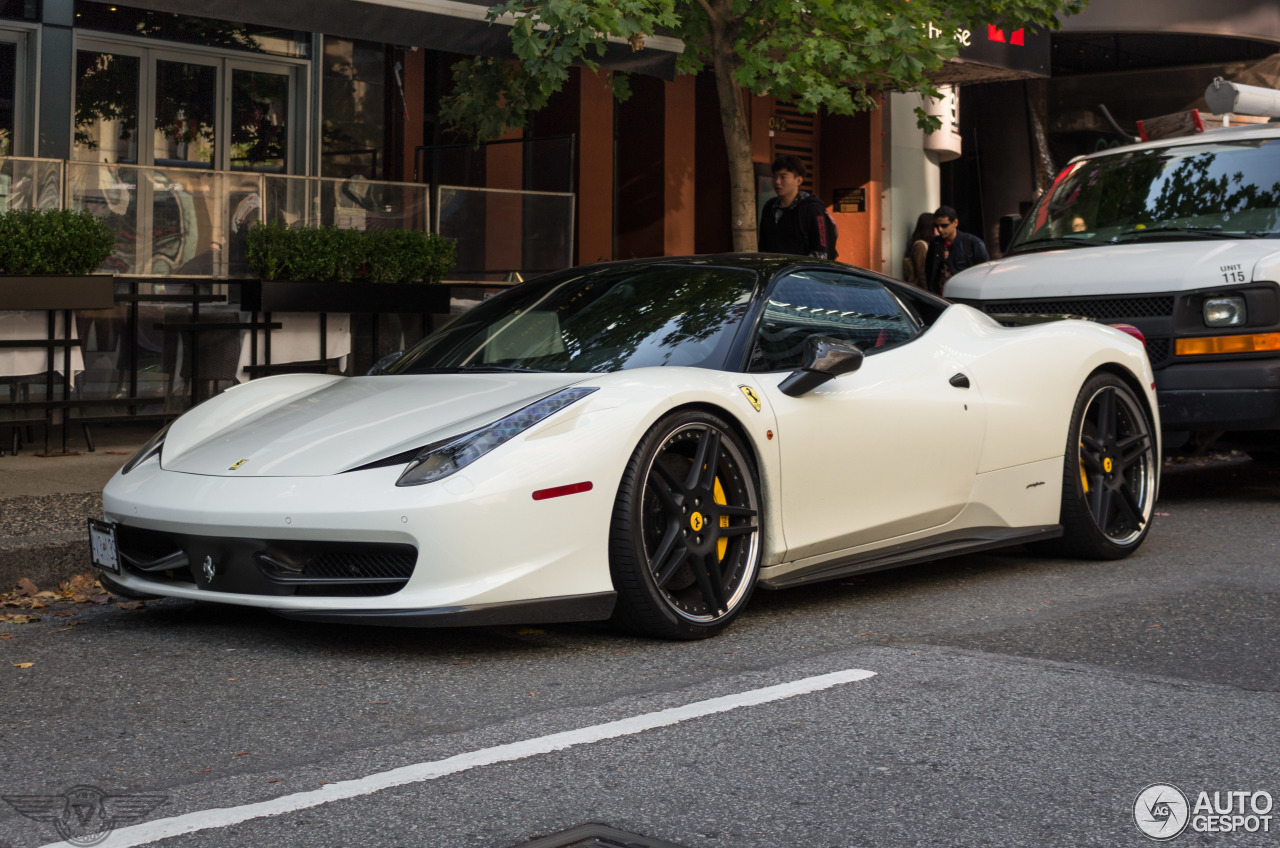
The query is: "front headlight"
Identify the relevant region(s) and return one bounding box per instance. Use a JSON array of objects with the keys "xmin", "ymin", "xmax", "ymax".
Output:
[
  {"xmin": 121, "ymin": 423, "xmax": 170, "ymax": 474},
  {"xmin": 1204, "ymin": 296, "xmax": 1247, "ymax": 327},
  {"xmin": 396, "ymin": 387, "xmax": 597, "ymax": 487}
]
